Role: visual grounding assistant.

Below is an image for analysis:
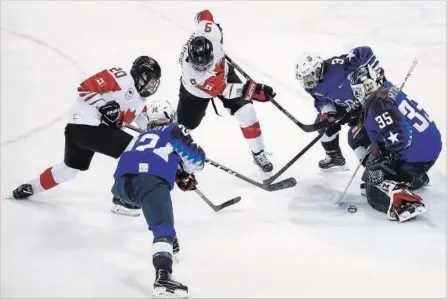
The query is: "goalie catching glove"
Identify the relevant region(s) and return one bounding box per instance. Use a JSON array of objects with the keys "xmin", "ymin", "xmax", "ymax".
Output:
[
  {"xmin": 242, "ymin": 80, "xmax": 276, "ymax": 102},
  {"xmin": 175, "ymin": 167, "xmax": 198, "ymax": 192}
]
